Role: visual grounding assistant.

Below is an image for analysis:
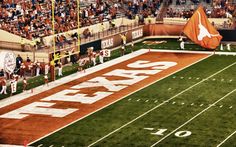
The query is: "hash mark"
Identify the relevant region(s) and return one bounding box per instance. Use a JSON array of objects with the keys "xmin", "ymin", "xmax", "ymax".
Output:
[{"xmin": 144, "ymin": 128, "xmax": 154, "ymax": 131}]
